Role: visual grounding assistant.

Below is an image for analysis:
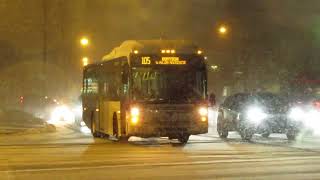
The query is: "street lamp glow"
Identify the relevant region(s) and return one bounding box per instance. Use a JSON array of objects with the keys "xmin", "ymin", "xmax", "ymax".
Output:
[
  {"xmin": 80, "ymin": 37, "xmax": 89, "ymax": 47},
  {"xmin": 82, "ymin": 57, "xmax": 89, "ymax": 66},
  {"xmin": 218, "ymin": 25, "xmax": 227, "ymax": 35}
]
